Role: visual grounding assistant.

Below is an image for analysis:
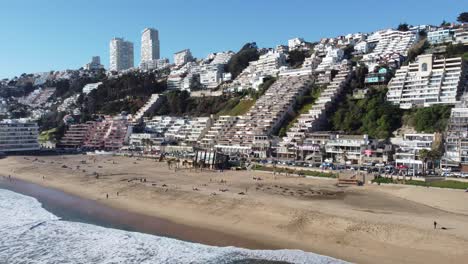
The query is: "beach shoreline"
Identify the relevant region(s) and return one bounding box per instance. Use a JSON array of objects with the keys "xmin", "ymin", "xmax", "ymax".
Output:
[
  {"xmin": 0, "ymin": 178, "xmax": 274, "ymax": 250},
  {"xmin": 2, "ymin": 155, "xmax": 468, "ymax": 264}
]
